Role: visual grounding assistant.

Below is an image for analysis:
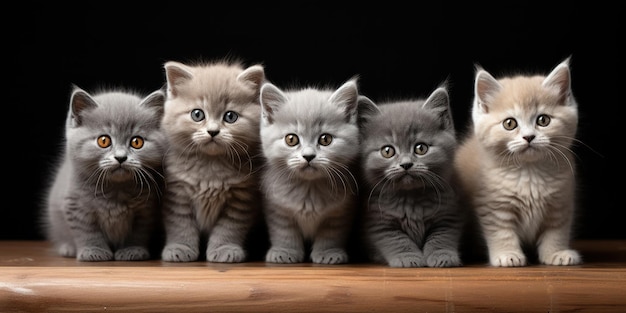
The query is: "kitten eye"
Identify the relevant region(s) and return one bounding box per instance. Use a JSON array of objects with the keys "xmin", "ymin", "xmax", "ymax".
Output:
[
  {"xmin": 130, "ymin": 136, "xmax": 144, "ymax": 149},
  {"xmin": 223, "ymin": 111, "xmax": 239, "ymax": 123},
  {"xmin": 318, "ymin": 133, "xmax": 333, "ymax": 146},
  {"xmin": 190, "ymin": 109, "xmax": 205, "ymax": 122},
  {"xmin": 414, "ymin": 143, "xmax": 428, "ymax": 155},
  {"xmin": 502, "ymin": 118, "xmax": 518, "ymax": 130},
  {"xmin": 285, "ymin": 134, "xmax": 299, "ymax": 146},
  {"xmin": 536, "ymin": 114, "xmax": 551, "ymax": 127},
  {"xmin": 97, "ymin": 135, "xmax": 112, "ymax": 148},
  {"xmin": 380, "ymin": 145, "xmax": 395, "ymax": 158}
]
